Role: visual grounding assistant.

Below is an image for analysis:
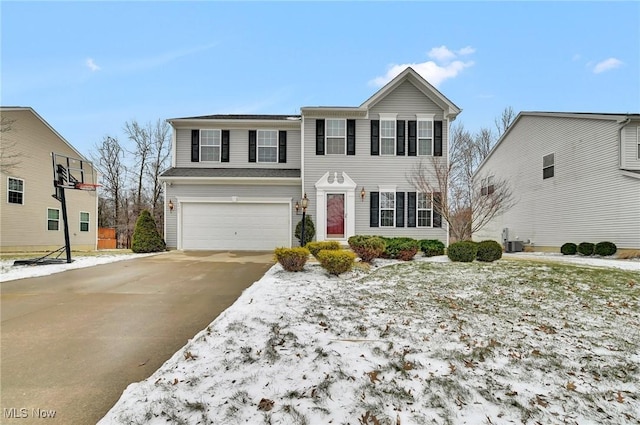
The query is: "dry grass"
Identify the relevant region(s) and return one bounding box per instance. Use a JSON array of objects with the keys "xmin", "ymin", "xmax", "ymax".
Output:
[{"xmin": 617, "ymin": 250, "xmax": 640, "ymax": 260}]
